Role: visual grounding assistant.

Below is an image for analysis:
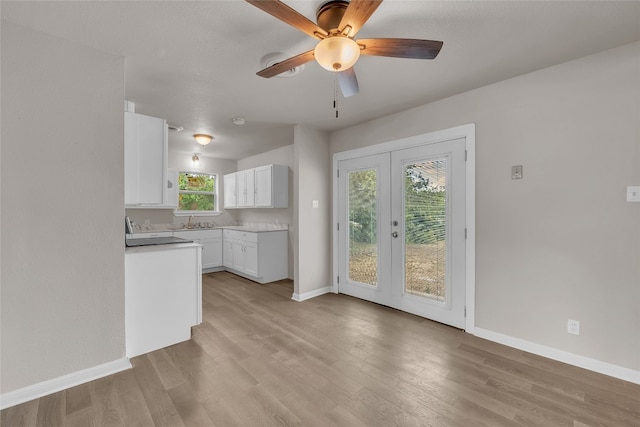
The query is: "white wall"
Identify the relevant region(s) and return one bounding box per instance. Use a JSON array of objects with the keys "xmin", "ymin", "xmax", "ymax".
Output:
[
  {"xmin": 1, "ymin": 23, "xmax": 126, "ymax": 393},
  {"xmin": 330, "ymin": 41, "xmax": 640, "ymax": 374},
  {"xmin": 237, "ymin": 144, "xmax": 294, "ymax": 279},
  {"xmin": 294, "ymin": 126, "xmax": 331, "ymax": 298}
]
